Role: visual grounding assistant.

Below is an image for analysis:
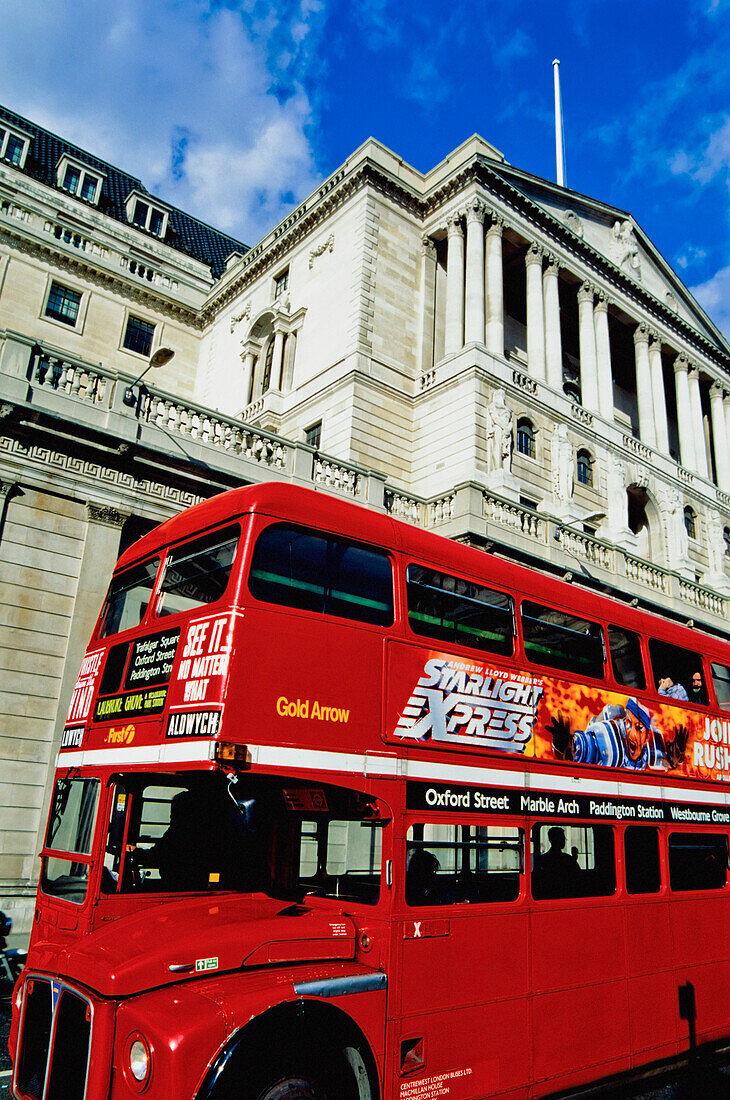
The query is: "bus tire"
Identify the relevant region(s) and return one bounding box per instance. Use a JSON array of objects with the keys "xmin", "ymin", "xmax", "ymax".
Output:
[{"xmin": 242, "ymin": 1044, "xmax": 354, "ymax": 1100}]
